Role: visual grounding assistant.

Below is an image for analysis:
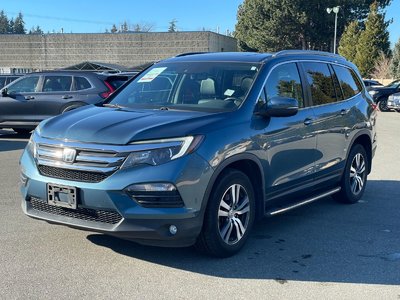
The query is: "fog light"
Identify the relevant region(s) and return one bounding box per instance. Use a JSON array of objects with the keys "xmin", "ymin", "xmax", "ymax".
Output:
[{"xmin": 169, "ymin": 225, "xmax": 178, "ymax": 235}]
